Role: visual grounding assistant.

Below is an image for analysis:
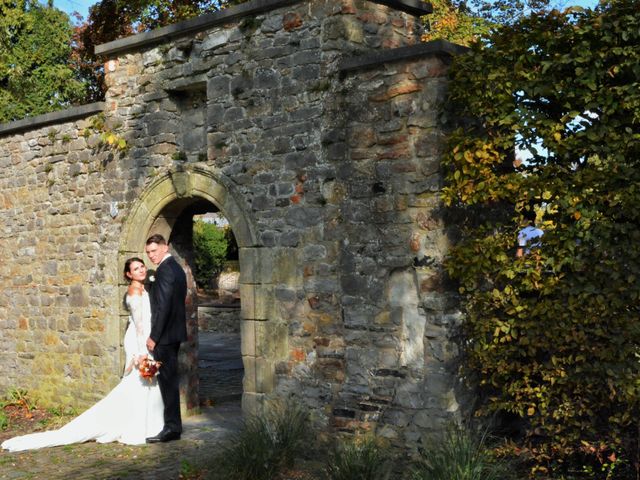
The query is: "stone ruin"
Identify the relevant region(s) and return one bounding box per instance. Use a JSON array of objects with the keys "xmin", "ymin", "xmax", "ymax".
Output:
[{"xmin": 0, "ymin": 0, "xmax": 469, "ymax": 452}]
